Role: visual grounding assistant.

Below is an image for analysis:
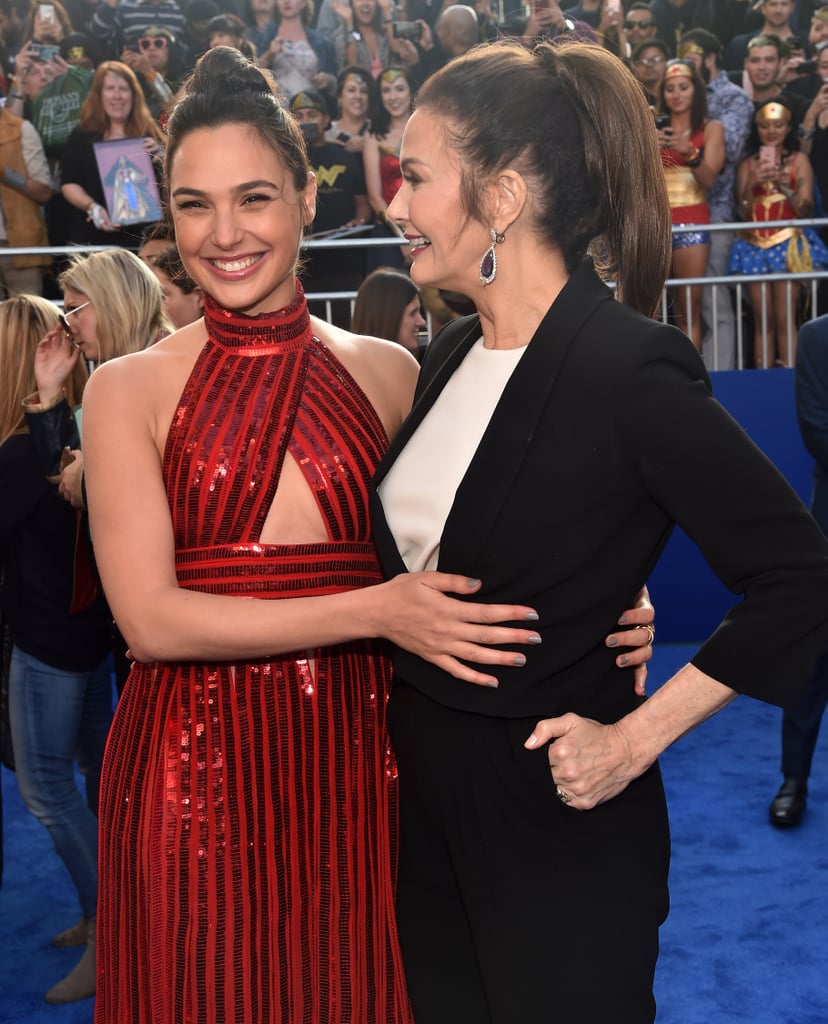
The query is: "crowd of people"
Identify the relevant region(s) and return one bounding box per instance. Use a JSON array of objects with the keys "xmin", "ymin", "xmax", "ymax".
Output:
[
  {"xmin": 2, "ymin": 2, "xmax": 828, "ymax": 1023},
  {"xmin": 2, "ymin": 0, "xmax": 828, "ymax": 363}
]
